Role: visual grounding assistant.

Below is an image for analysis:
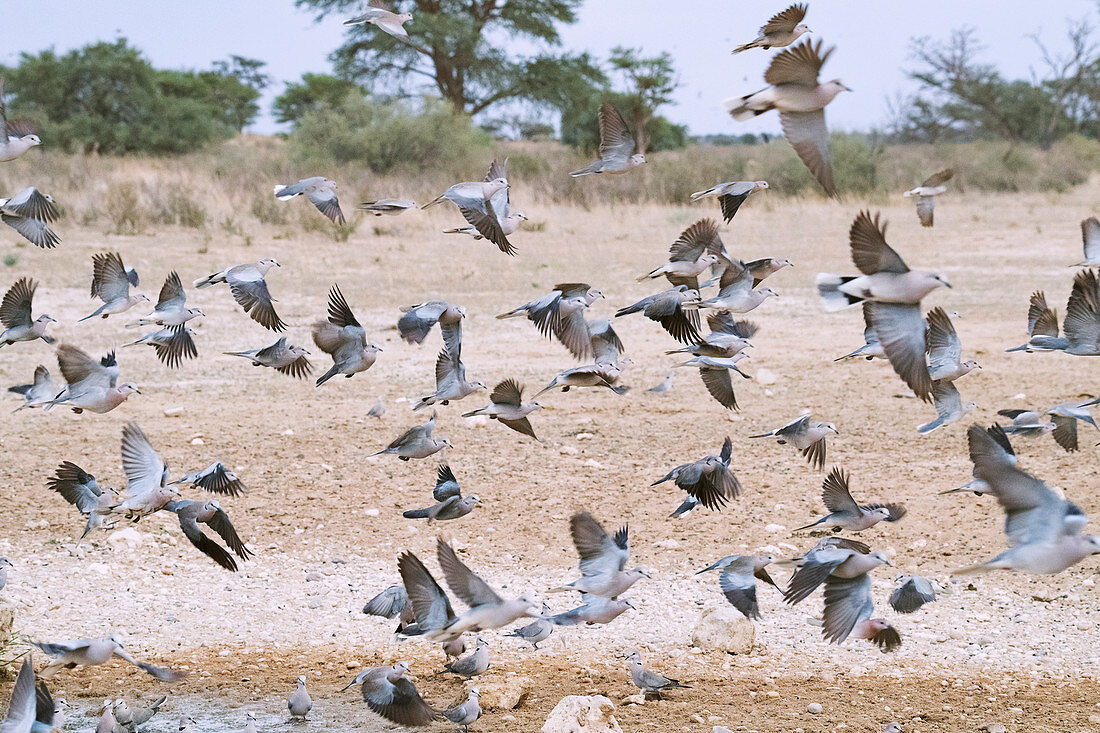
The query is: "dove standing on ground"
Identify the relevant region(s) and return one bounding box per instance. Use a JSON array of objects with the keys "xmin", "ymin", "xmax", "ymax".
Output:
[
  {"xmin": 749, "ymin": 414, "xmax": 838, "ymax": 470},
  {"xmin": 954, "ymin": 424, "xmax": 1100, "ymax": 575},
  {"xmin": 288, "ymin": 676, "xmax": 312, "ymax": 720},
  {"xmin": 442, "ymin": 158, "xmax": 526, "ymax": 254},
  {"xmin": 113, "ymin": 695, "xmax": 167, "ymax": 731},
  {"xmin": 127, "ymin": 271, "xmax": 203, "ymax": 329},
  {"xmin": 817, "ymin": 211, "xmax": 952, "ymax": 401},
  {"xmin": 48, "ymin": 345, "xmax": 139, "ymax": 414},
  {"xmin": 368, "ymin": 396, "xmax": 386, "ymax": 418},
  {"xmin": 371, "ymin": 412, "xmax": 451, "ymax": 460},
  {"xmin": 1006, "ymin": 270, "xmax": 1100, "ymax": 355},
  {"xmin": 1075, "ymin": 216, "xmax": 1099, "ymax": 266},
  {"xmin": 889, "ymin": 574, "xmax": 937, "ymax": 613},
  {"xmin": 445, "ymin": 688, "xmax": 481, "ymax": 733},
  {"xmin": 695, "ymin": 553, "xmax": 777, "ymax": 620},
  {"xmin": 444, "ymin": 637, "xmax": 489, "ymax": 678},
  {"xmin": 402, "ymin": 464, "xmax": 479, "ymax": 522},
  {"xmin": 550, "ymin": 512, "xmax": 649, "ymax": 598},
  {"xmin": 123, "ymin": 326, "xmax": 197, "ymax": 369},
  {"xmin": 637, "ymin": 218, "xmax": 724, "ymax": 291},
  {"xmin": 794, "ymin": 467, "xmax": 906, "ymax": 532},
  {"xmin": 361, "ymin": 198, "xmax": 417, "ymax": 216},
  {"xmin": 0, "ymin": 278, "xmax": 55, "ymax": 348},
  {"xmin": 625, "ymin": 650, "xmax": 690, "ymax": 697},
  {"xmin": 224, "ymin": 337, "xmax": 312, "ymax": 379},
  {"xmin": 0, "ymin": 77, "xmax": 42, "ymax": 161},
  {"xmin": 313, "ymin": 284, "xmax": 382, "ymax": 386},
  {"xmin": 194, "ymin": 258, "xmax": 285, "ymax": 332},
  {"xmin": 917, "ymin": 379, "xmax": 976, "ymax": 434},
  {"xmin": 398, "ymin": 300, "xmax": 465, "ymax": 357},
  {"xmin": 903, "ymin": 169, "xmax": 953, "ymax": 227},
  {"xmin": 690, "ymin": 181, "xmax": 769, "ymax": 224},
  {"xmin": 35, "ymin": 635, "xmax": 185, "ymax": 681},
  {"xmin": 653, "ymin": 437, "xmax": 741, "ymax": 512},
  {"xmin": 423, "ymin": 175, "xmax": 513, "ymax": 254},
  {"xmin": 413, "ymin": 349, "xmax": 484, "ymax": 411},
  {"xmin": 358, "ymin": 661, "xmax": 439, "ymax": 727},
  {"xmin": 229, "ymin": 712, "xmax": 258, "ymax": 733},
  {"xmin": 0, "ymin": 558, "xmax": 10, "ymax": 593},
  {"xmin": 274, "ymin": 177, "xmax": 345, "ymax": 224},
  {"xmin": 1, "ymin": 186, "xmax": 60, "ymax": 248},
  {"xmin": 683, "ymin": 257, "xmax": 778, "ymax": 313},
  {"xmin": 80, "ymin": 252, "xmax": 149, "ymax": 322},
  {"xmin": 9, "ymin": 365, "xmax": 55, "ymax": 411},
  {"xmin": 164, "ymin": 499, "xmax": 252, "ymax": 571},
  {"xmin": 726, "ymin": 40, "xmax": 849, "ymax": 196},
  {"xmin": 462, "ymin": 378, "xmax": 543, "ymax": 440},
  {"xmin": 506, "ymin": 604, "xmax": 554, "ymax": 649},
  {"xmin": 732, "ymin": 3, "xmax": 810, "ymax": 53},
  {"xmin": 570, "ymin": 102, "xmax": 646, "ymax": 176},
  {"xmin": 343, "ymin": 1, "xmax": 413, "ymax": 39},
  {"xmin": 647, "ymin": 373, "xmax": 673, "ymax": 395}
]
